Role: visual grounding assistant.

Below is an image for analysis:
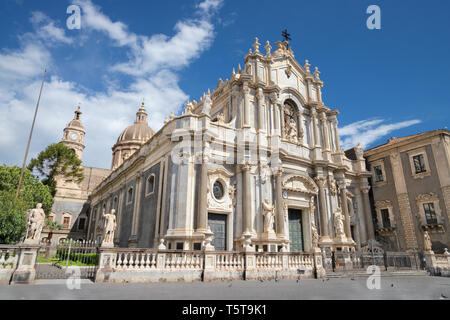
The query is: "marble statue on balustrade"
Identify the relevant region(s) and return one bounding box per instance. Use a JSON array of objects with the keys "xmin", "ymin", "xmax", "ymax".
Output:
[
  {"xmin": 101, "ymin": 209, "xmax": 117, "ymax": 247},
  {"xmin": 25, "ymin": 203, "xmax": 46, "ymax": 245},
  {"xmin": 423, "ymin": 231, "xmax": 433, "ymax": 252},
  {"xmin": 262, "ymin": 198, "xmax": 275, "ymax": 235}
]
